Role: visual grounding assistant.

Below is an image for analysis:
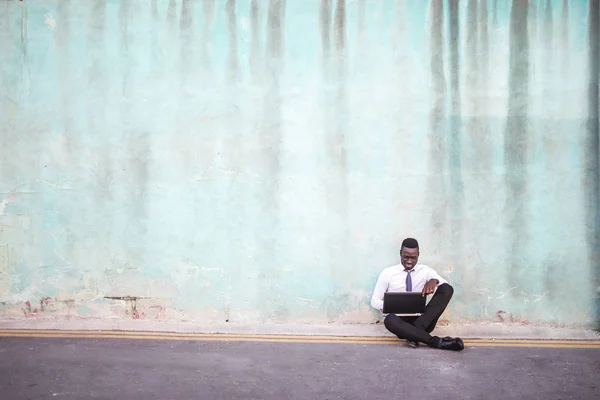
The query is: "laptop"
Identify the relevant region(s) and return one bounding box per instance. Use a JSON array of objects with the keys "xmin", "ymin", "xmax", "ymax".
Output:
[{"xmin": 383, "ymin": 292, "xmax": 427, "ymax": 315}]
